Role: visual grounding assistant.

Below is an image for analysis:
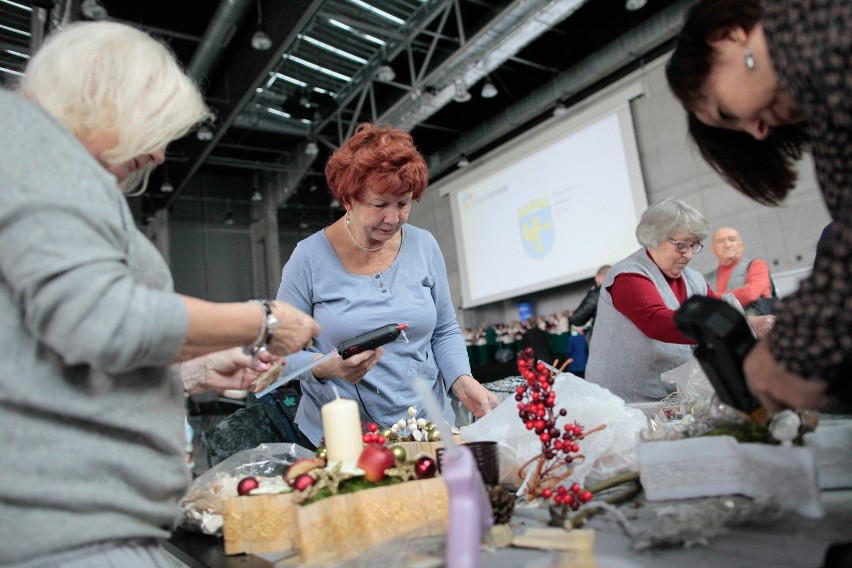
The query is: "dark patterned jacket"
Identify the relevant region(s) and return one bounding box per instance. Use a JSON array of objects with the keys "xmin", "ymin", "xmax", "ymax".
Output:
[{"xmin": 762, "ymin": 0, "xmax": 851, "ymax": 400}]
